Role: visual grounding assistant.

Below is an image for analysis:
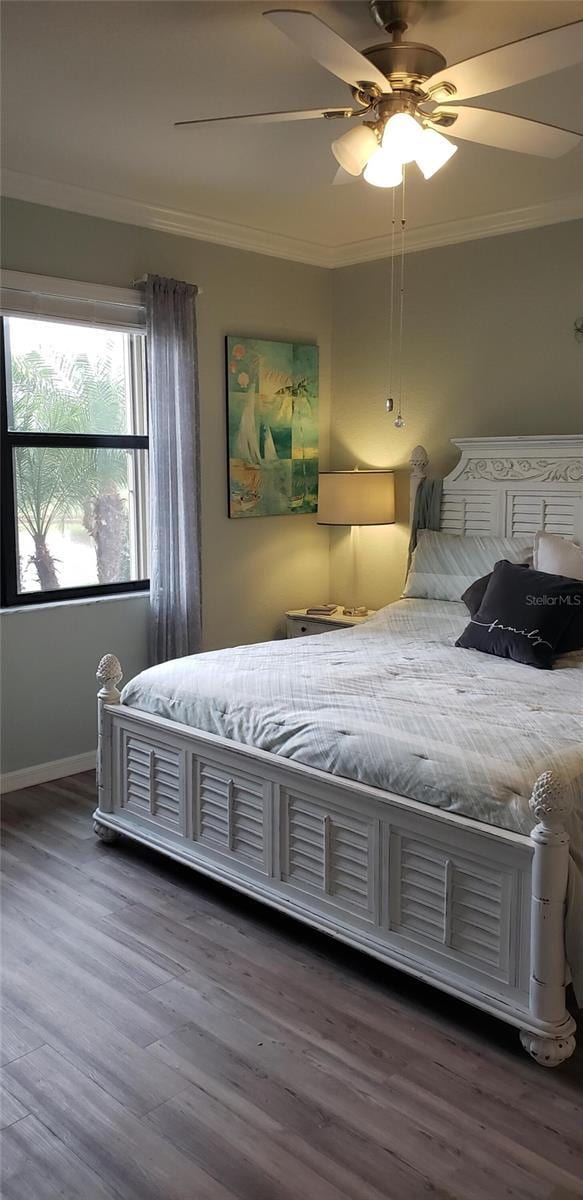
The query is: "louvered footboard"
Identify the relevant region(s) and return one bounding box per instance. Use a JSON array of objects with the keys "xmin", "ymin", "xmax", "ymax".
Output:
[{"xmin": 94, "ymin": 658, "xmax": 576, "ymax": 1068}]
